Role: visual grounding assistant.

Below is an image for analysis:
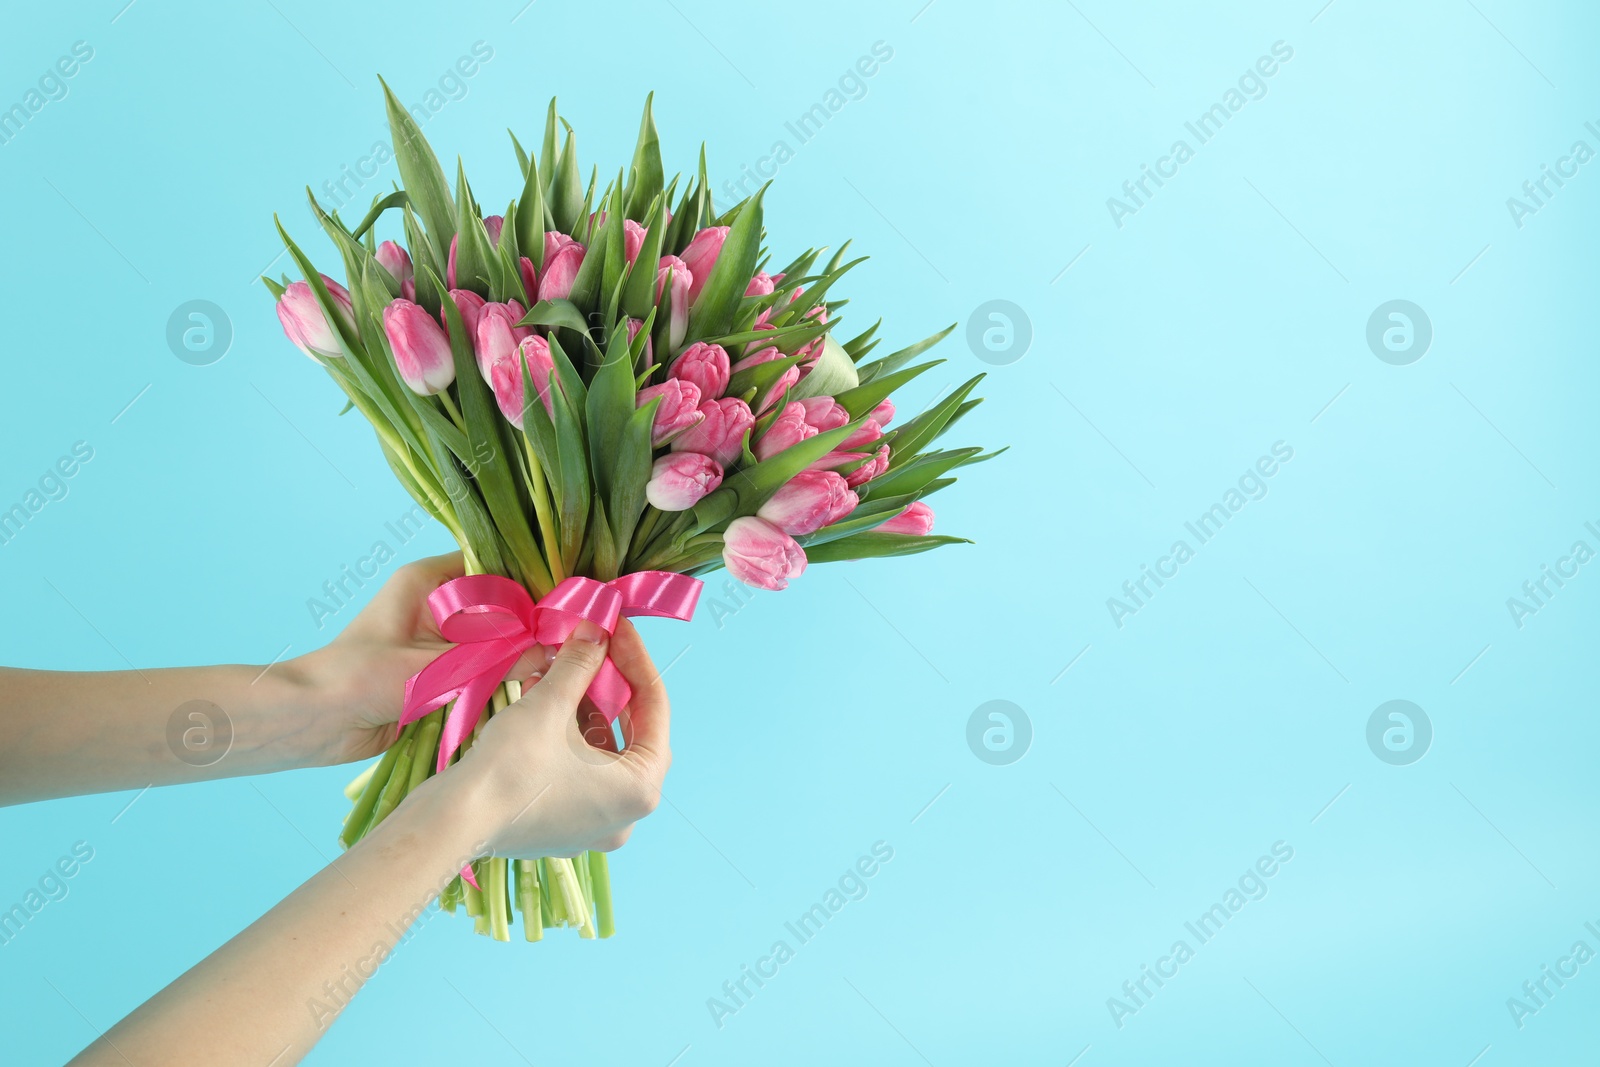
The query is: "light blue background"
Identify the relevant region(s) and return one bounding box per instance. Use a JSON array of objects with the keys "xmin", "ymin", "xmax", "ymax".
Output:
[{"xmin": 2, "ymin": 1, "xmax": 1596, "ymax": 1063}]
